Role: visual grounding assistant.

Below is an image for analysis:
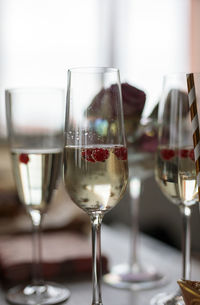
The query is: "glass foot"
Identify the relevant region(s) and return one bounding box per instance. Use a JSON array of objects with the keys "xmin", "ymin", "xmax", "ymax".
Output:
[
  {"xmin": 150, "ymin": 291, "xmax": 184, "ymax": 305},
  {"xmin": 6, "ymin": 282, "xmax": 71, "ymax": 305},
  {"xmin": 103, "ymin": 263, "xmax": 167, "ymax": 290}
]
